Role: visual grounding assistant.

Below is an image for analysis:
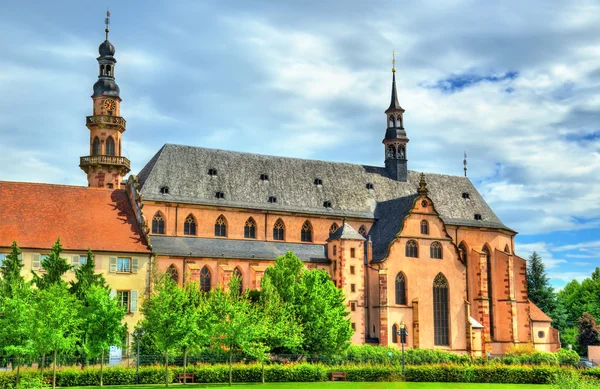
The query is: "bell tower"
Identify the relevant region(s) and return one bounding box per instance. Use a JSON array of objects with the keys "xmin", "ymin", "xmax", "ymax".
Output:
[
  {"xmin": 79, "ymin": 11, "xmax": 130, "ymax": 189},
  {"xmin": 383, "ymin": 52, "xmax": 409, "ymax": 182}
]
